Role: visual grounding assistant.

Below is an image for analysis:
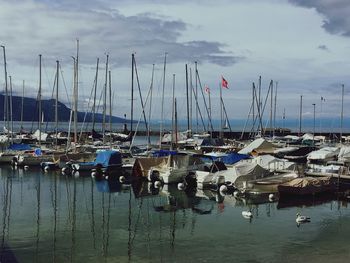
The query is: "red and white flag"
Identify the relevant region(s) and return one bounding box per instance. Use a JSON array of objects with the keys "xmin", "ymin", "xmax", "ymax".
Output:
[
  {"xmin": 204, "ymin": 86, "xmax": 210, "ymax": 94},
  {"xmin": 221, "ymin": 76, "xmax": 229, "ymax": 89}
]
